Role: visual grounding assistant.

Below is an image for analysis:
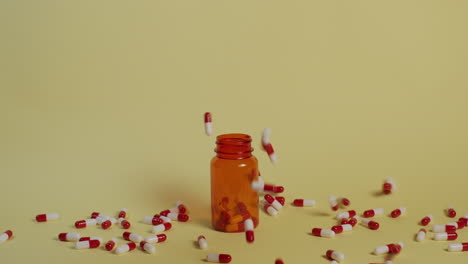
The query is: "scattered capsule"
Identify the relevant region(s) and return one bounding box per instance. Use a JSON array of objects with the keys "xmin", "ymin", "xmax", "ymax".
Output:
[
  {"xmin": 75, "ymin": 219, "xmax": 97, "ymax": 229},
  {"xmin": 264, "ymin": 203, "xmax": 278, "ymax": 216},
  {"xmin": 330, "ymin": 261, "xmax": 339, "ymax": 264},
  {"xmin": 101, "ymin": 218, "xmax": 117, "ymax": 229},
  {"xmin": 382, "ymin": 178, "xmax": 396, "ymax": 194},
  {"xmin": 311, "ymin": 228, "xmax": 335, "ymax": 238},
  {"xmin": 348, "ymin": 217, "xmax": 358, "ymax": 227},
  {"xmin": 459, "ymin": 215, "xmax": 468, "ymax": 226},
  {"xmin": 275, "ymin": 259, "xmax": 284, "ymax": 264},
  {"xmin": 152, "ymin": 223, "xmax": 172, "ymax": 233},
  {"xmin": 336, "ymin": 210, "xmax": 356, "ymax": 219},
  {"xmin": 142, "ymin": 216, "xmax": 164, "ymax": 225},
  {"xmin": 244, "ymin": 219, "xmax": 254, "ymax": 243},
  {"xmin": 265, "ymin": 194, "xmax": 283, "ymax": 211},
  {"xmin": 339, "ymin": 197, "xmax": 351, "ymax": 207},
  {"xmin": 105, "ymin": 238, "xmax": 118, "ymax": 251},
  {"xmin": 420, "ymin": 214, "xmax": 433, "ymax": 226},
  {"xmin": 75, "ymin": 239, "xmax": 100, "ymax": 249},
  {"xmin": 416, "ymin": 228, "xmax": 426, "ymax": 242},
  {"xmin": 198, "ymin": 235, "xmax": 208, "ymax": 249},
  {"xmin": 363, "ymin": 208, "xmax": 384, "ymax": 218},
  {"xmin": 251, "ymin": 181, "xmax": 284, "ymax": 193},
  {"xmin": 0, "ymin": 230, "xmax": 13, "ymax": 244},
  {"xmin": 447, "ymin": 221, "xmax": 465, "ymax": 229},
  {"xmin": 448, "ymin": 243, "xmax": 468, "ymax": 252},
  {"xmin": 79, "ymin": 237, "xmax": 103, "ymax": 243},
  {"xmin": 331, "ymin": 224, "xmax": 353, "ymax": 234},
  {"xmin": 35, "ymin": 213, "xmax": 59, "ymax": 222},
  {"xmin": 262, "ymin": 128, "xmax": 277, "ymax": 164},
  {"xmin": 140, "ymin": 241, "xmax": 156, "ymax": 254},
  {"xmin": 293, "ymin": 199, "xmax": 316, "ymax": 207},
  {"xmin": 123, "ymin": 232, "xmax": 143, "ymax": 243},
  {"xmin": 145, "ymin": 234, "xmax": 167, "ymax": 244},
  {"xmin": 160, "ymin": 212, "xmax": 189, "ymax": 222},
  {"xmin": 91, "ymin": 212, "xmax": 110, "ymax": 219},
  {"xmin": 207, "ymin": 253, "xmax": 232, "ymax": 263},
  {"xmin": 374, "ymin": 242, "xmax": 404, "ymax": 255},
  {"xmin": 115, "ymin": 242, "xmax": 136, "ymax": 255},
  {"xmin": 118, "ymin": 218, "xmax": 131, "ymax": 229},
  {"xmin": 58, "ymin": 232, "xmax": 81, "ymax": 241},
  {"xmin": 434, "ymin": 232, "xmax": 458, "ymax": 241},
  {"xmin": 118, "ymin": 208, "xmax": 127, "ymax": 219},
  {"xmin": 175, "ymin": 201, "xmax": 188, "ymax": 214},
  {"xmin": 361, "ymin": 219, "xmax": 380, "ymax": 230},
  {"xmin": 204, "ymin": 112, "xmax": 212, "ymax": 136},
  {"xmin": 432, "ymin": 225, "xmax": 457, "ymax": 233},
  {"xmin": 326, "ymin": 250, "xmax": 345, "ymax": 262},
  {"xmin": 447, "ymin": 207, "xmax": 457, "ymax": 218},
  {"xmin": 328, "ymin": 196, "xmax": 339, "ymax": 211},
  {"xmin": 391, "ymin": 207, "xmax": 406, "ymax": 218}
]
